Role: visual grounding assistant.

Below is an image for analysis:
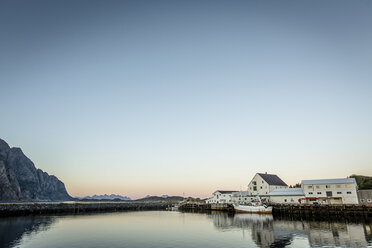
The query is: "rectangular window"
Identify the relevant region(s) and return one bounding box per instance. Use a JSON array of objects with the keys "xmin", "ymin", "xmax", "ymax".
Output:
[
  {"xmin": 253, "ymin": 181, "xmax": 257, "ymax": 185},
  {"xmin": 347, "ymin": 192, "xmax": 351, "ymax": 194},
  {"xmin": 317, "ymin": 192, "xmax": 322, "ymax": 195},
  {"xmin": 368, "ymin": 199, "xmax": 372, "ymax": 203},
  {"xmin": 337, "ymin": 192, "xmax": 342, "ymax": 194},
  {"xmin": 361, "ymin": 199, "xmax": 365, "ymax": 202},
  {"xmin": 309, "ymin": 192, "xmax": 313, "ymax": 195},
  {"xmin": 336, "ymin": 185, "xmax": 341, "ymax": 188},
  {"xmin": 326, "ymin": 191, "xmax": 332, "ymax": 197},
  {"xmin": 346, "ymin": 185, "xmax": 351, "ymax": 188},
  {"xmin": 316, "ymin": 186, "xmax": 320, "ymax": 189},
  {"xmin": 260, "ymin": 186, "xmax": 262, "ymax": 189},
  {"xmin": 308, "ymin": 186, "xmax": 312, "ymax": 189},
  {"xmin": 253, "ymin": 186, "xmax": 257, "ymax": 191},
  {"xmin": 326, "ymin": 185, "xmax": 331, "ymax": 188},
  {"xmin": 284, "ymin": 199, "xmax": 287, "ymax": 202}
]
